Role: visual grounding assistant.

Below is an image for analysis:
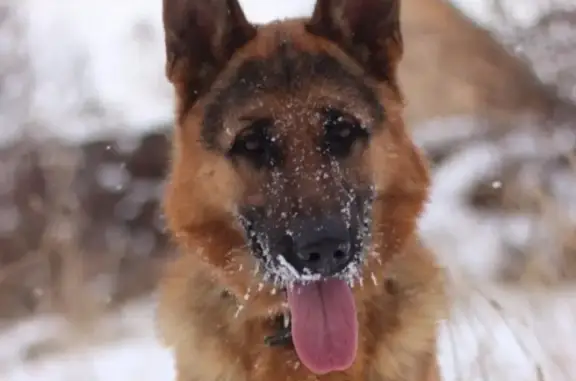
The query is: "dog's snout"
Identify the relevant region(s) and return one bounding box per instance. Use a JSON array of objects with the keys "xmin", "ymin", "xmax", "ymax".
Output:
[{"xmin": 285, "ymin": 216, "xmax": 354, "ymax": 276}]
